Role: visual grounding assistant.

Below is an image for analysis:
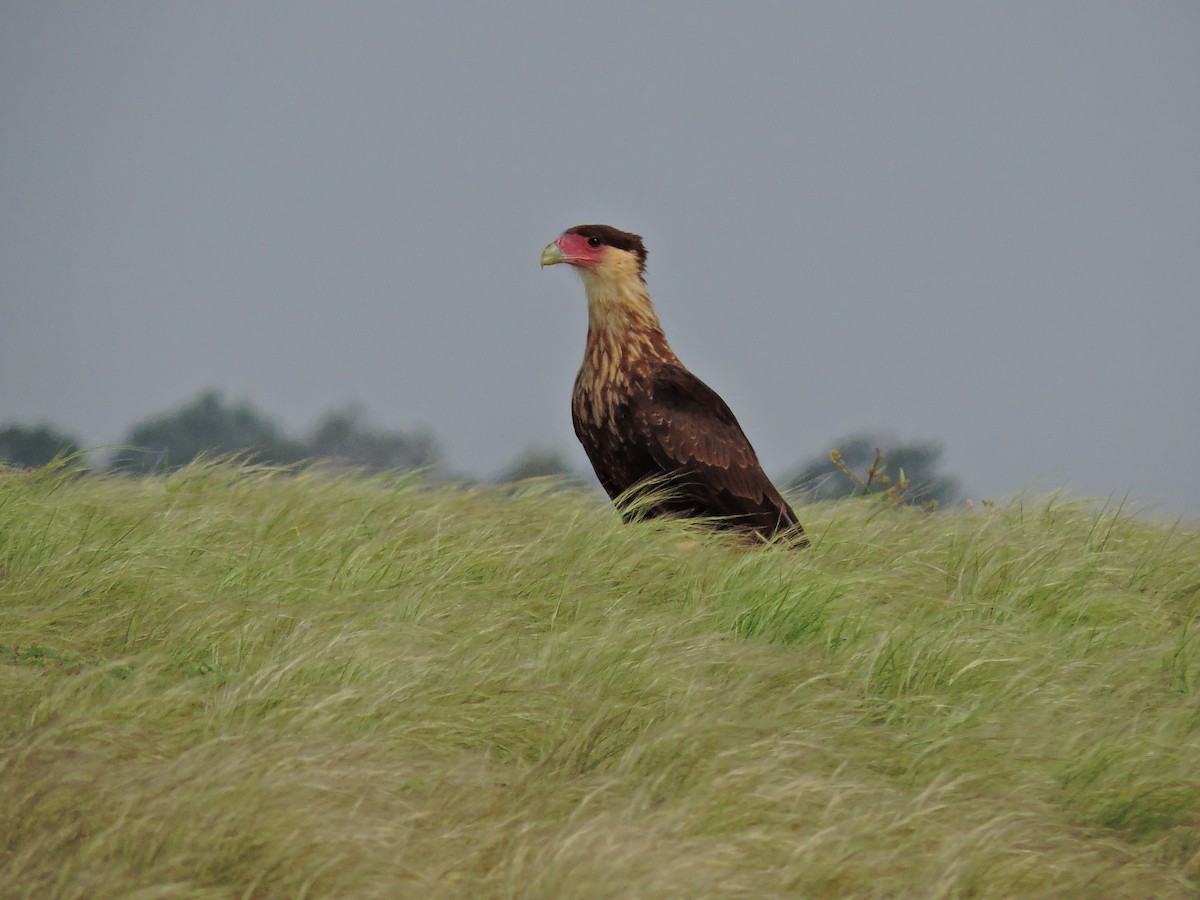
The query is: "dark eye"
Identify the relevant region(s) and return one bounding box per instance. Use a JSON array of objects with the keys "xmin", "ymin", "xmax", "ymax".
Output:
[{"xmin": 587, "ymin": 236, "xmax": 602, "ymax": 248}]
